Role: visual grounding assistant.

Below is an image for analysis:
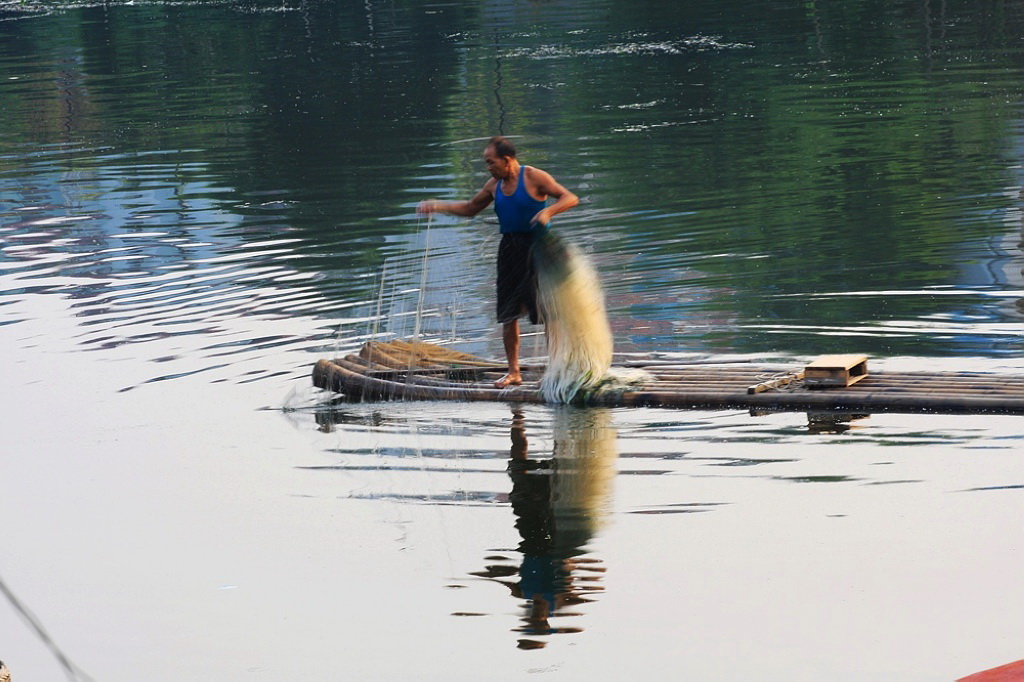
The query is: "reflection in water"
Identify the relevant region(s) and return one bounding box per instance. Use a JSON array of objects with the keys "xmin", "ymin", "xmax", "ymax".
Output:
[
  {"xmin": 806, "ymin": 411, "xmax": 870, "ymax": 434},
  {"xmin": 471, "ymin": 408, "xmax": 617, "ymax": 649}
]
